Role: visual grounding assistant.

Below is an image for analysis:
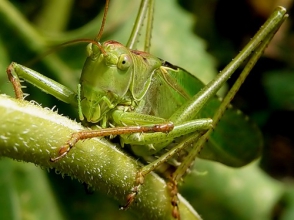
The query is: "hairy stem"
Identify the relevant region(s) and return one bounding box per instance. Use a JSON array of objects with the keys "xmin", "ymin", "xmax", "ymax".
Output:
[{"xmin": 0, "ymin": 95, "xmax": 200, "ymax": 220}]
